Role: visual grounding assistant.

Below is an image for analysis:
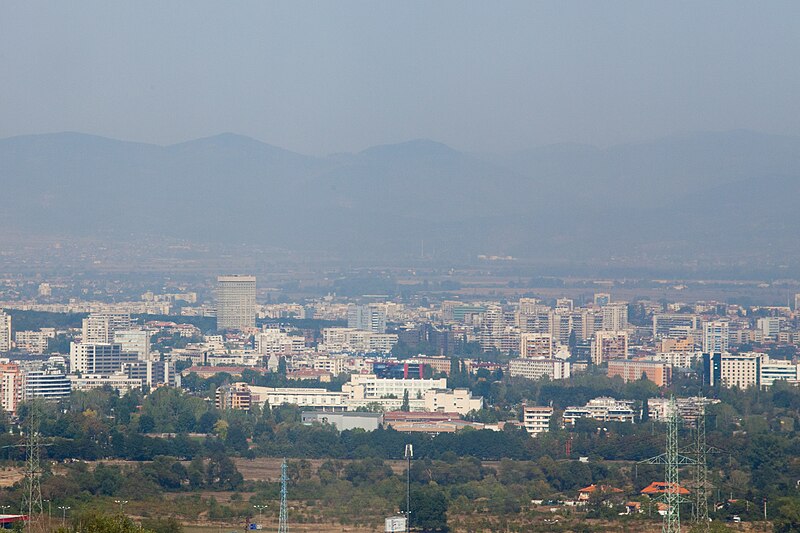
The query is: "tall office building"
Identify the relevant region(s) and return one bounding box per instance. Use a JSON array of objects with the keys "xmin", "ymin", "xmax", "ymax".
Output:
[
  {"xmin": 0, "ymin": 310, "xmax": 11, "ymax": 352},
  {"xmin": 216, "ymin": 275, "xmax": 257, "ymax": 331},
  {"xmin": 82, "ymin": 313, "xmax": 134, "ymax": 344},
  {"xmin": 347, "ymin": 304, "xmax": 387, "ymax": 333},
  {"xmin": 69, "ymin": 343, "xmax": 138, "ymax": 374},
  {"xmin": 601, "ymin": 303, "xmax": 628, "ymax": 331},
  {"xmin": 114, "ymin": 329, "xmax": 151, "ymax": 360},
  {"xmin": 702, "ymin": 321, "xmax": 729, "ymax": 354},
  {"xmin": 0, "ymin": 363, "xmax": 23, "ymax": 414},
  {"xmin": 592, "ymin": 331, "xmax": 628, "ymax": 365}
]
